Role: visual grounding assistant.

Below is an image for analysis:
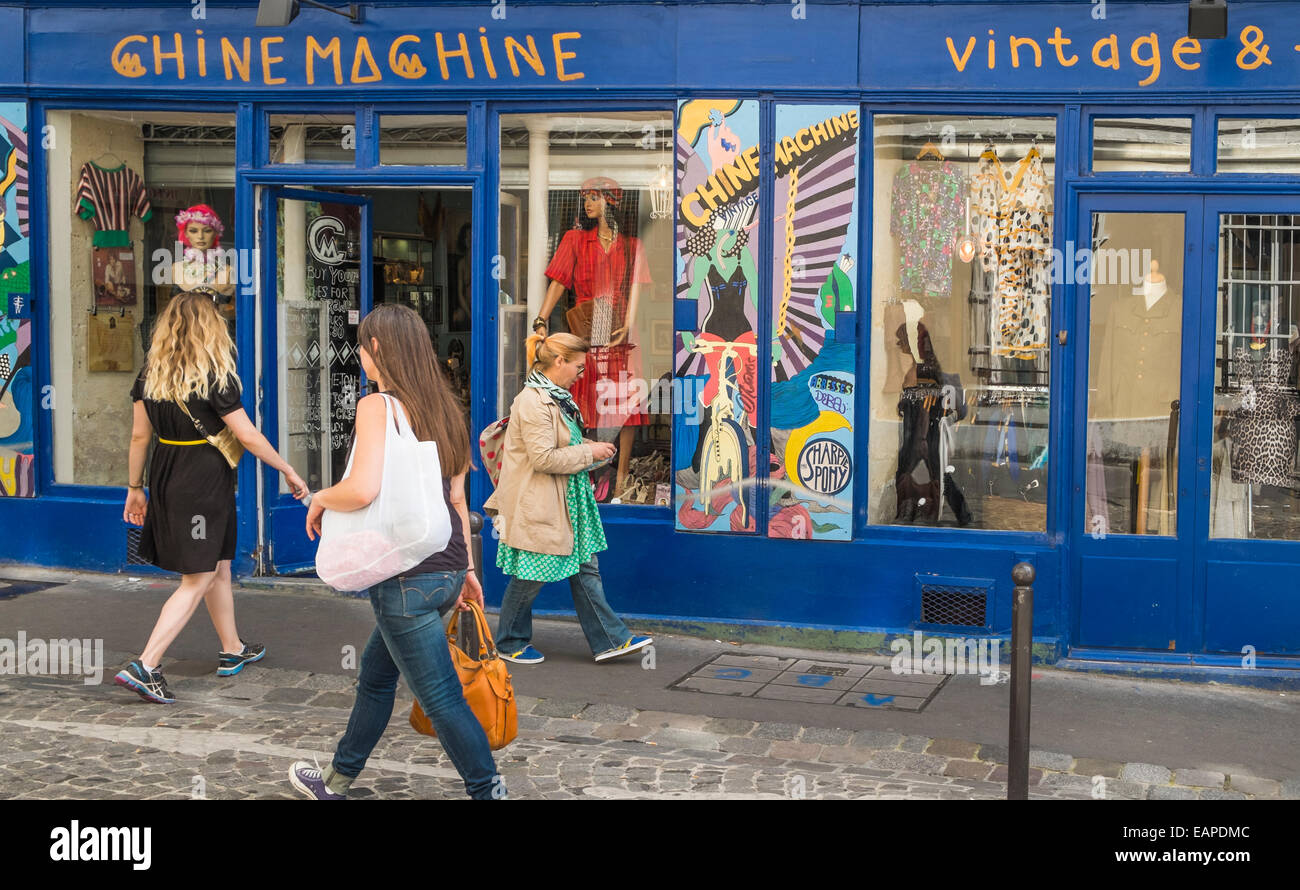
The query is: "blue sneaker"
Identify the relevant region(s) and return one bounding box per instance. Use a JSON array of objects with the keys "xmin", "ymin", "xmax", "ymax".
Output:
[
  {"xmin": 289, "ymin": 760, "xmax": 347, "ymax": 800},
  {"xmin": 218, "ymin": 640, "xmax": 266, "ymax": 677},
  {"xmin": 114, "ymin": 660, "xmax": 176, "ymax": 704},
  {"xmin": 500, "ymin": 645, "xmax": 545, "ymax": 665},
  {"xmin": 594, "ymin": 635, "xmax": 653, "ymax": 663}
]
